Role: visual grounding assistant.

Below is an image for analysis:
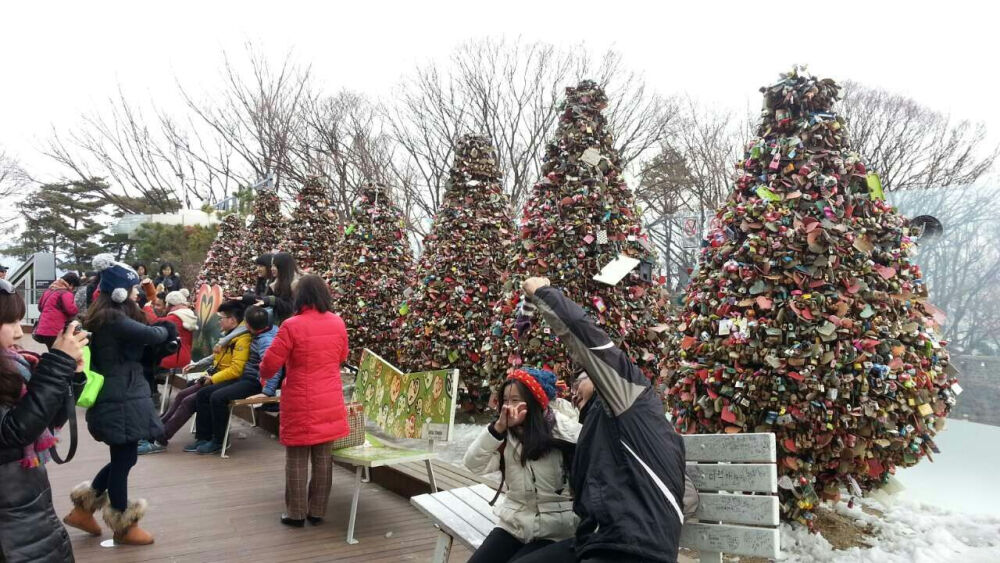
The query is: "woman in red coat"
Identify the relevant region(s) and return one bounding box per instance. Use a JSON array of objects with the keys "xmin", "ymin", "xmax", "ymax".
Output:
[
  {"xmin": 259, "ymin": 275, "xmax": 349, "ymax": 527},
  {"xmin": 142, "ymin": 289, "xmax": 196, "ymax": 370}
]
